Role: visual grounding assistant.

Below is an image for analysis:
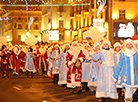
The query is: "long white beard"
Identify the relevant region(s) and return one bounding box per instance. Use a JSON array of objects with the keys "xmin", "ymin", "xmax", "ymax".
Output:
[
  {"xmin": 13, "ymin": 47, "xmax": 21, "ymax": 55},
  {"xmin": 39, "ymin": 47, "xmax": 46, "ymax": 55},
  {"xmin": 69, "ymin": 47, "xmax": 80, "ymax": 62}
]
